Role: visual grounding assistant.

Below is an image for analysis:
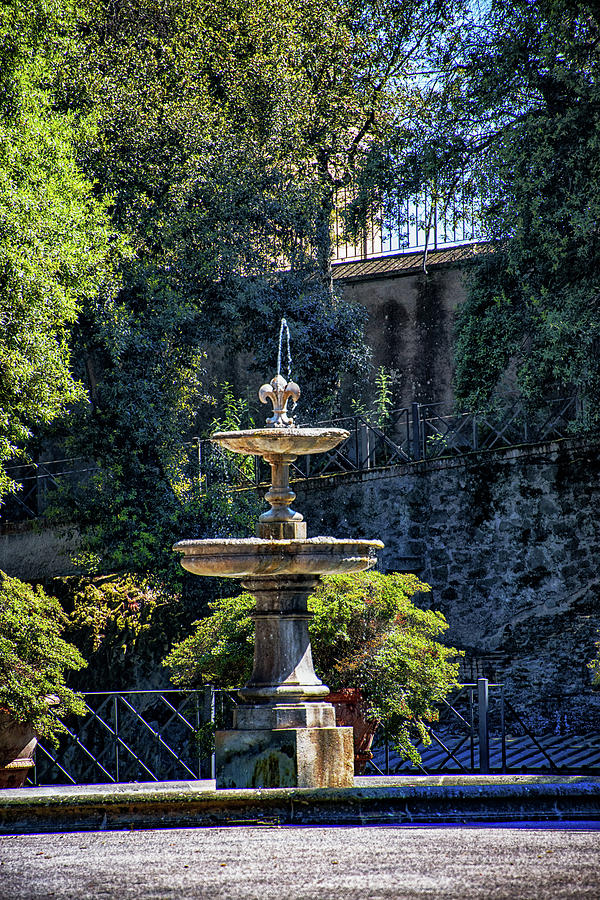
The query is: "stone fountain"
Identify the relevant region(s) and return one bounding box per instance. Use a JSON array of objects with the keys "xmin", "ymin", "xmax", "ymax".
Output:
[{"xmin": 174, "ymin": 367, "xmax": 383, "ymax": 789}]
